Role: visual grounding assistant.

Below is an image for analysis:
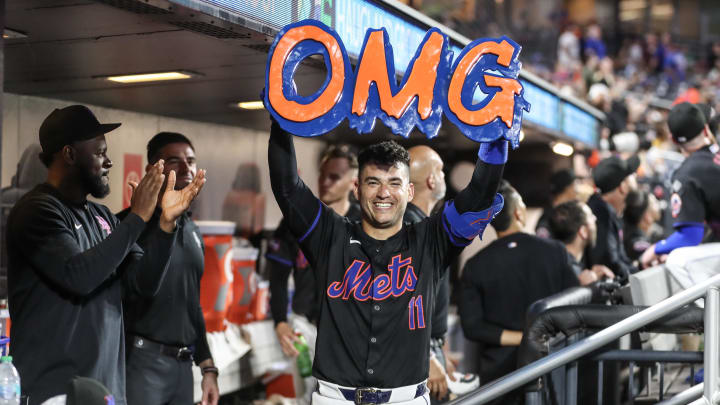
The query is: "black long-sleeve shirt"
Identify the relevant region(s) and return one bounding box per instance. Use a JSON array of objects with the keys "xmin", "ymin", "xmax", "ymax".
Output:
[
  {"xmin": 7, "ymin": 184, "xmax": 176, "ymax": 405},
  {"xmin": 669, "ymin": 144, "xmax": 720, "ymax": 240},
  {"xmin": 459, "ymin": 232, "xmax": 579, "ymax": 383},
  {"xmin": 268, "ymin": 122, "xmax": 504, "ymax": 388},
  {"xmin": 119, "ymin": 209, "xmax": 212, "ymax": 365},
  {"xmin": 588, "ymin": 193, "xmax": 636, "ymax": 282},
  {"xmin": 268, "ymin": 204, "xmax": 361, "ymax": 324}
]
